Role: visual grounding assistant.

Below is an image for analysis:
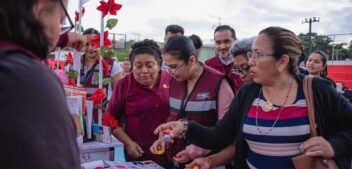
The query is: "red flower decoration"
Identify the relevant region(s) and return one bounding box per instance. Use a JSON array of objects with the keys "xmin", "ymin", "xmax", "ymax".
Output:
[
  {"xmin": 88, "ymin": 88, "xmax": 106, "ymax": 106},
  {"xmin": 96, "ymin": 0, "xmax": 122, "ymax": 17},
  {"xmin": 102, "ymin": 113, "xmax": 119, "ymax": 128},
  {"xmin": 75, "ymin": 7, "xmax": 85, "ymax": 22},
  {"xmin": 68, "ymin": 79, "xmax": 76, "ymax": 86},
  {"xmin": 89, "ymin": 31, "xmax": 112, "ymax": 49},
  {"xmin": 102, "ymin": 60, "xmax": 111, "ymax": 77},
  {"xmin": 66, "ymin": 52, "xmax": 73, "ymax": 65},
  {"xmin": 97, "ymin": 57, "xmax": 111, "ymax": 77}
]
